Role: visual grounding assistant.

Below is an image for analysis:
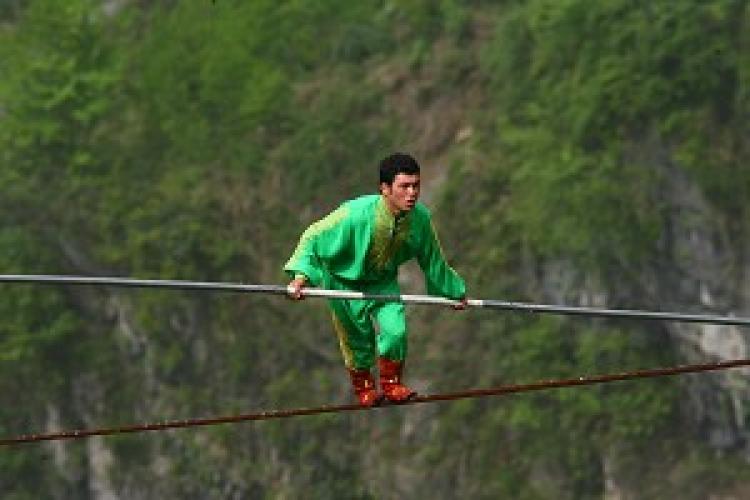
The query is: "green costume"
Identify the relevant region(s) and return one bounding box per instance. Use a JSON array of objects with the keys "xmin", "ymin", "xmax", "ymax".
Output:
[{"xmin": 284, "ymin": 194, "xmax": 465, "ymax": 370}]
